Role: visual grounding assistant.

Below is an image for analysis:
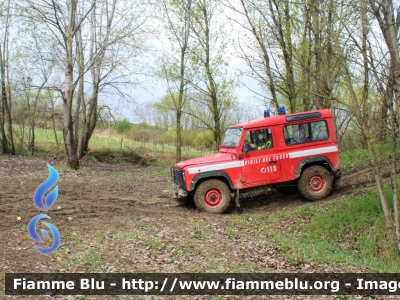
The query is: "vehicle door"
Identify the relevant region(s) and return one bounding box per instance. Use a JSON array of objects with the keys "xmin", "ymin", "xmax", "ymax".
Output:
[{"xmin": 240, "ymin": 127, "xmax": 282, "ymax": 185}]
